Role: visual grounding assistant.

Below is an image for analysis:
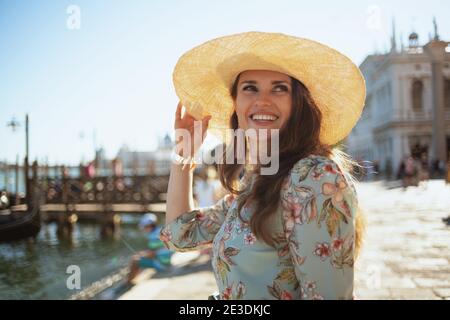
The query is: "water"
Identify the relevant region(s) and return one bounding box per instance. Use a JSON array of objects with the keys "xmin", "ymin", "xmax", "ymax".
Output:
[{"xmin": 0, "ymin": 215, "xmax": 148, "ymax": 299}]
